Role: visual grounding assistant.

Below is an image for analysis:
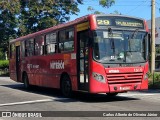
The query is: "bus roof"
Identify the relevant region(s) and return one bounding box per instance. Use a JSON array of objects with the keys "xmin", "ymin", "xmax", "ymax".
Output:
[{"xmin": 95, "ymin": 14, "xmax": 145, "ymax": 21}]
